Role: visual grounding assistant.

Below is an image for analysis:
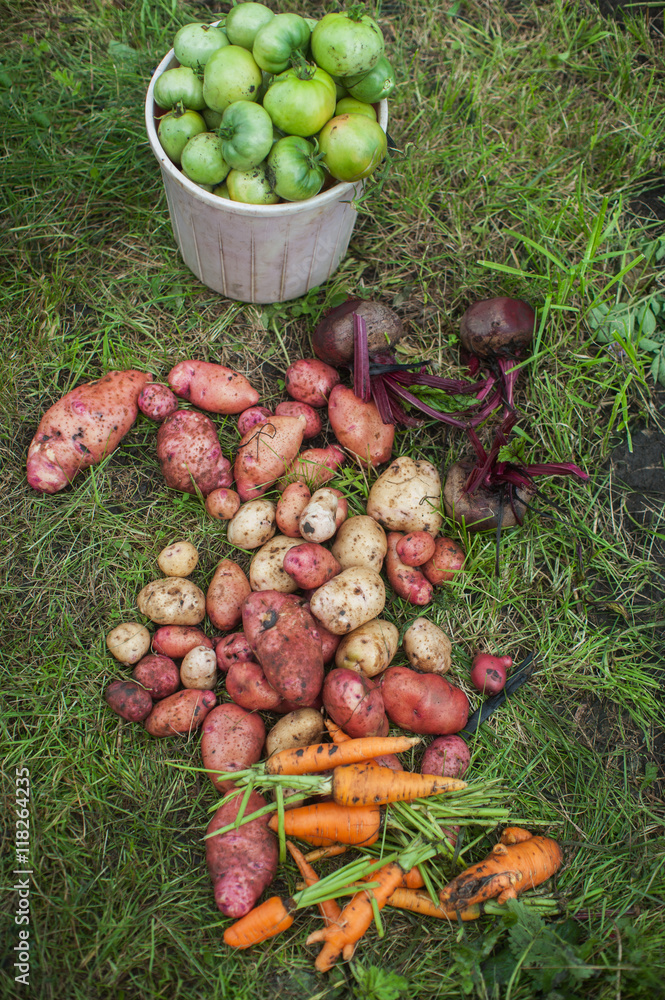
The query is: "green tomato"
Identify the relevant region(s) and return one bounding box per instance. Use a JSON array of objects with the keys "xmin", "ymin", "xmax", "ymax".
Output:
[
  {"xmin": 225, "ymin": 2, "xmax": 274, "ymax": 50},
  {"xmin": 154, "ymin": 66, "xmax": 206, "ymax": 111},
  {"xmin": 226, "ymin": 165, "xmax": 279, "ymax": 204},
  {"xmin": 311, "ymin": 11, "xmax": 384, "ymax": 78},
  {"xmin": 203, "ymin": 45, "xmax": 262, "ymax": 113},
  {"xmin": 219, "ymin": 101, "xmax": 274, "ymax": 170},
  {"xmin": 344, "ymin": 56, "xmax": 395, "ymax": 103},
  {"xmin": 267, "ymin": 136, "xmax": 325, "ymax": 202},
  {"xmin": 213, "ymin": 181, "xmax": 231, "ymax": 199},
  {"xmin": 252, "ymin": 13, "xmax": 310, "ymax": 74},
  {"xmin": 173, "ymin": 23, "xmax": 229, "ymax": 69},
  {"xmin": 263, "ymin": 64, "xmax": 336, "ymax": 138},
  {"xmin": 181, "ymin": 132, "xmax": 230, "ymax": 185},
  {"xmin": 158, "ymin": 107, "xmax": 207, "ymax": 165},
  {"xmin": 202, "ymin": 106, "xmax": 224, "ymax": 129},
  {"xmin": 335, "ymin": 97, "xmax": 377, "ymax": 121},
  {"xmin": 318, "ymin": 114, "xmax": 387, "ymax": 182}
]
